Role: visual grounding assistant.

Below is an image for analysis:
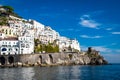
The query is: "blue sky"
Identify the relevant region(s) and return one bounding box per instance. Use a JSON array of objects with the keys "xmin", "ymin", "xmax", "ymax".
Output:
[{"xmin": 0, "ymin": 0, "xmax": 120, "ymax": 63}]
